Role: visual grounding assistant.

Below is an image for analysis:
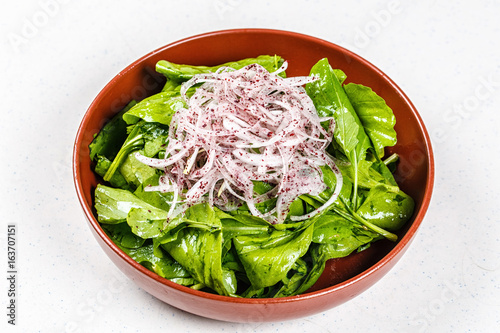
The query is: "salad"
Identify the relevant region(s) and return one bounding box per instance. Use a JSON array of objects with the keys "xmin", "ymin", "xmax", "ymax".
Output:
[{"xmin": 89, "ymin": 55, "xmax": 414, "ymax": 298}]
